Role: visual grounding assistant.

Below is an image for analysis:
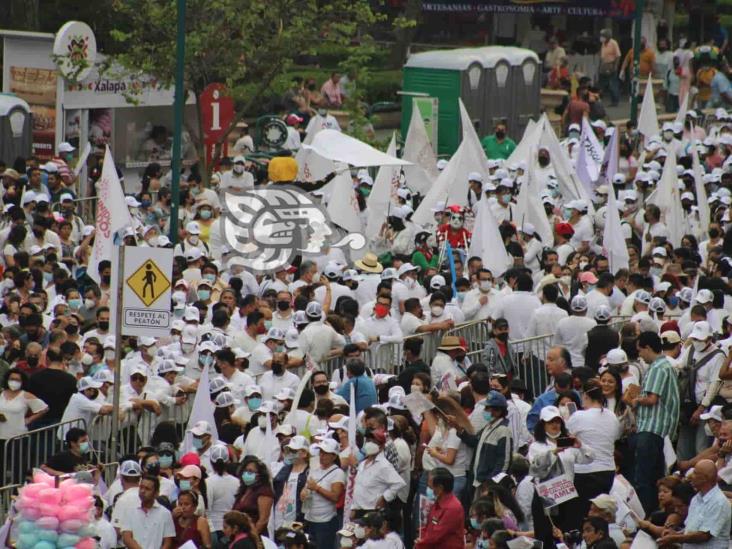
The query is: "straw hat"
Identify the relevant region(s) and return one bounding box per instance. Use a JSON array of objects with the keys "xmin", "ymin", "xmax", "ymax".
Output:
[
  {"xmin": 354, "ymin": 252, "xmax": 383, "ymax": 274},
  {"xmin": 437, "ymin": 335, "xmax": 465, "ymax": 351}
]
